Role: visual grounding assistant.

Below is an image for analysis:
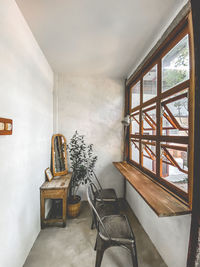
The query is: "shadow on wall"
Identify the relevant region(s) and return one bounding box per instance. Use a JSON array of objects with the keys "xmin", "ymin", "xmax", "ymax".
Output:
[{"xmin": 97, "ymin": 163, "xmax": 124, "ymax": 195}]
